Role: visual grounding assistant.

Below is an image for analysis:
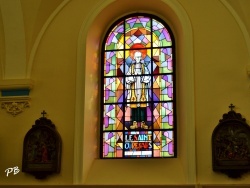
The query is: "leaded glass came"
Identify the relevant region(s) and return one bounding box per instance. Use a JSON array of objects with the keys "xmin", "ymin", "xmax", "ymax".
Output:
[{"xmin": 101, "ymin": 14, "xmax": 176, "ymax": 158}]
